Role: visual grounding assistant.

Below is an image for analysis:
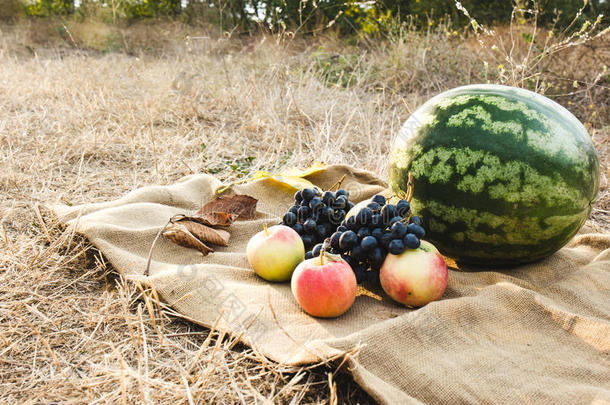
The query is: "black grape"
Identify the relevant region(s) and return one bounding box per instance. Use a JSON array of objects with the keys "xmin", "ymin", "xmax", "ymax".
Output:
[
  {"xmin": 350, "ymin": 245, "xmax": 365, "ymax": 262},
  {"xmin": 396, "ymin": 199, "xmax": 411, "ymax": 216},
  {"xmin": 346, "ymin": 216, "xmax": 358, "ymax": 230},
  {"xmin": 389, "ymin": 216, "xmax": 403, "ymax": 226},
  {"xmin": 301, "ymin": 235, "xmax": 314, "ymax": 248},
  {"xmin": 356, "ymin": 208, "xmax": 373, "ymax": 226},
  {"xmin": 360, "ymin": 236, "xmax": 378, "ymax": 253},
  {"xmin": 381, "ymin": 204, "xmax": 397, "ymax": 222},
  {"xmin": 371, "ymin": 214, "xmax": 383, "ymax": 228},
  {"xmin": 390, "ymin": 222, "xmax": 408, "ymax": 239},
  {"xmin": 322, "ymin": 191, "xmax": 335, "ymax": 206},
  {"xmin": 312, "ymin": 243, "xmax": 323, "ymax": 257},
  {"xmin": 297, "ymin": 206, "xmax": 311, "ymax": 221},
  {"xmin": 316, "ymin": 224, "xmax": 327, "ymax": 239},
  {"xmin": 309, "ymin": 197, "xmax": 323, "ymax": 212},
  {"xmin": 410, "ymin": 215, "xmax": 423, "ymax": 226},
  {"xmin": 357, "ymin": 227, "xmax": 371, "ymax": 239},
  {"xmin": 301, "ymin": 188, "xmax": 315, "ymax": 202},
  {"xmin": 292, "ymin": 223, "xmax": 304, "ymax": 234},
  {"xmin": 336, "ymin": 189, "xmax": 349, "ymax": 199},
  {"xmin": 407, "ymin": 223, "xmax": 426, "ymax": 238},
  {"xmin": 389, "ymin": 239, "xmax": 406, "ymax": 255},
  {"xmin": 404, "ymin": 234, "xmax": 421, "ymax": 249},
  {"xmin": 371, "ymin": 227, "xmax": 384, "ymax": 241},
  {"xmin": 339, "ymin": 231, "xmax": 358, "ymax": 250},
  {"xmin": 367, "ymin": 202, "xmax": 381, "ymax": 212},
  {"xmin": 334, "ymin": 195, "xmax": 347, "ymax": 209},
  {"xmin": 380, "ymin": 233, "xmax": 393, "ymax": 249},
  {"xmin": 352, "ymin": 265, "xmax": 367, "ymax": 283},
  {"xmin": 330, "ymin": 231, "xmax": 343, "ymax": 249},
  {"xmin": 369, "ymin": 247, "xmax": 385, "ymax": 269},
  {"xmin": 303, "ymin": 219, "xmax": 317, "ymax": 234},
  {"xmin": 372, "ymin": 194, "xmax": 386, "ymax": 205}
]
